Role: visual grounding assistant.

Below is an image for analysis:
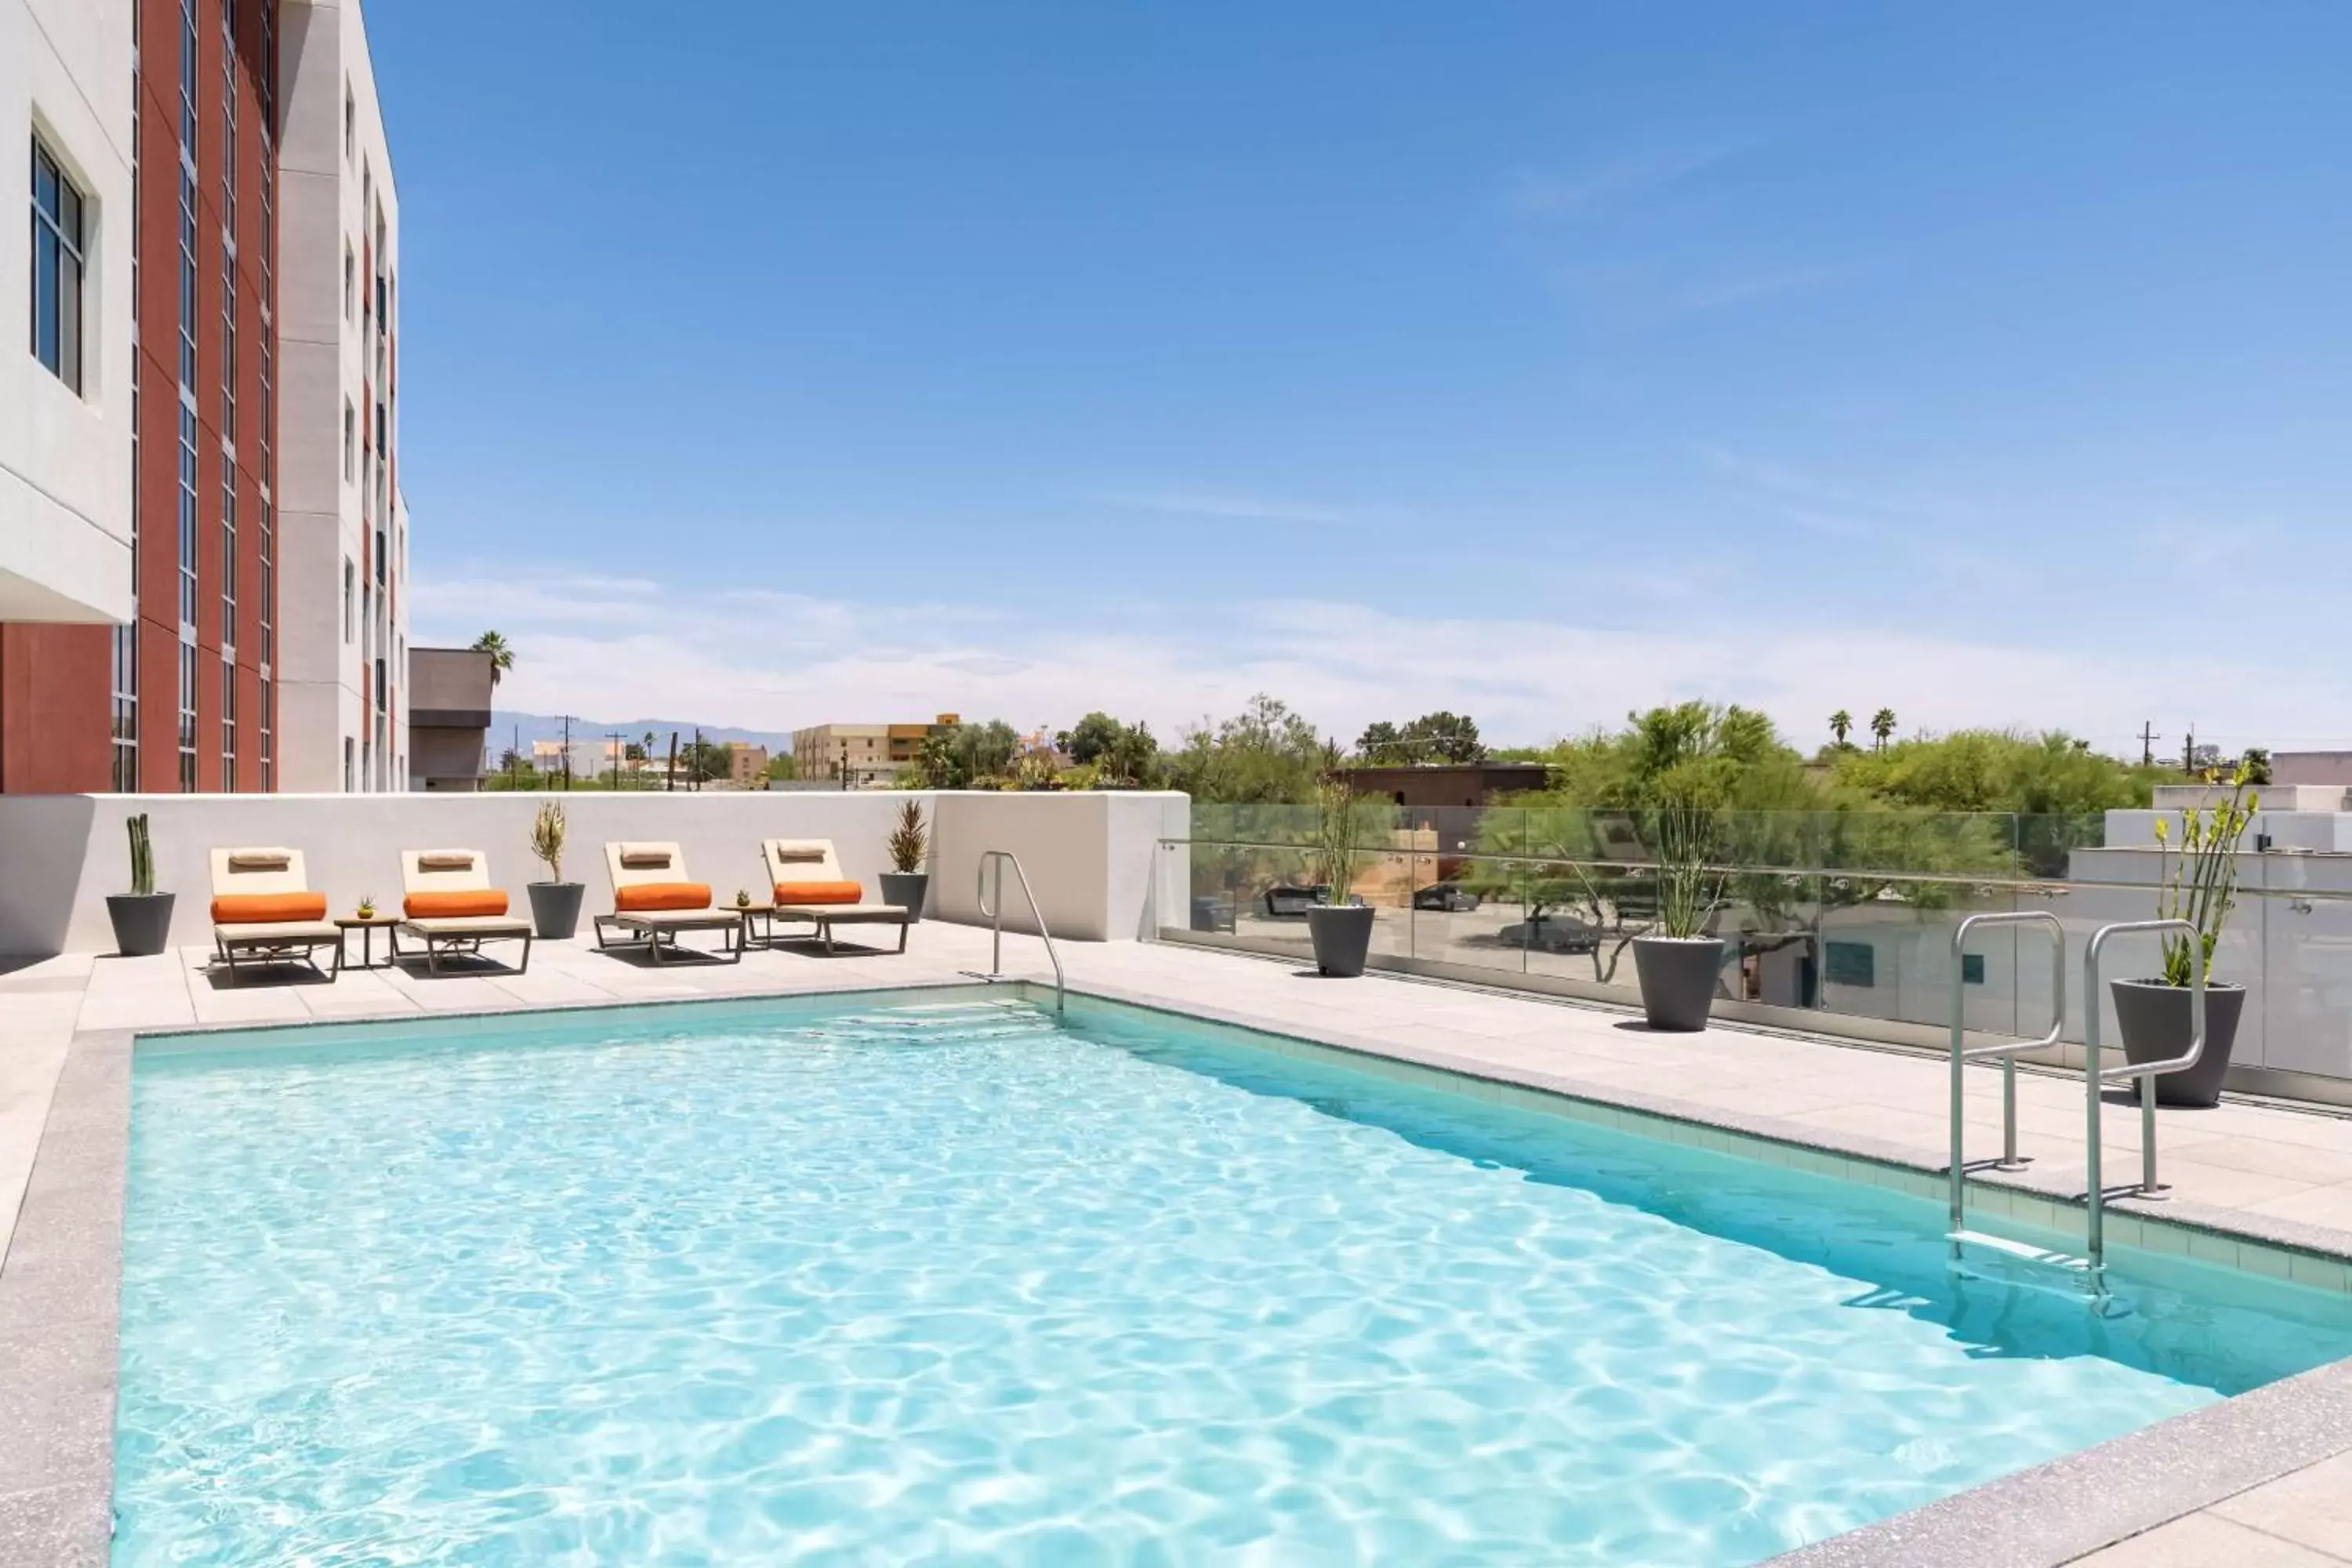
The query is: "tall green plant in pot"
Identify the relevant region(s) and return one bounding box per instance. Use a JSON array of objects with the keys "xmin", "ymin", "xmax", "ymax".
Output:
[
  {"xmin": 106, "ymin": 813, "xmax": 176, "ymax": 956},
  {"xmin": 524, "ymin": 800, "xmax": 585, "ymax": 938},
  {"xmin": 880, "ymin": 800, "xmax": 931, "ymax": 922},
  {"xmin": 1304, "ymin": 781, "xmax": 1387, "ymax": 977},
  {"xmin": 1630, "ymin": 797, "xmax": 1728, "ymax": 1031},
  {"xmin": 2114, "ymin": 767, "xmax": 2257, "ymax": 1105}
]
